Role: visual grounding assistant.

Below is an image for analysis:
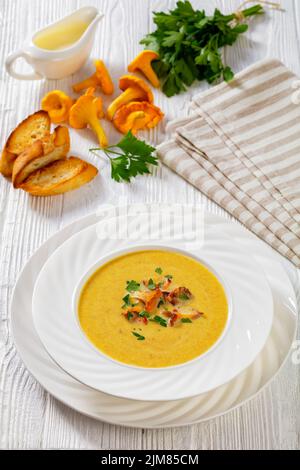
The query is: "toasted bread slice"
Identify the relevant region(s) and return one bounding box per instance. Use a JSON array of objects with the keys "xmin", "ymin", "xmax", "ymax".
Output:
[
  {"xmin": 12, "ymin": 126, "xmax": 70, "ymax": 187},
  {"xmin": 6, "ymin": 110, "xmax": 51, "ymax": 154},
  {"xmin": 0, "ymin": 110, "xmax": 51, "ymax": 177},
  {"xmin": 20, "ymin": 157, "xmax": 98, "ymax": 196},
  {"xmin": 0, "ymin": 148, "xmax": 17, "ymax": 177}
]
